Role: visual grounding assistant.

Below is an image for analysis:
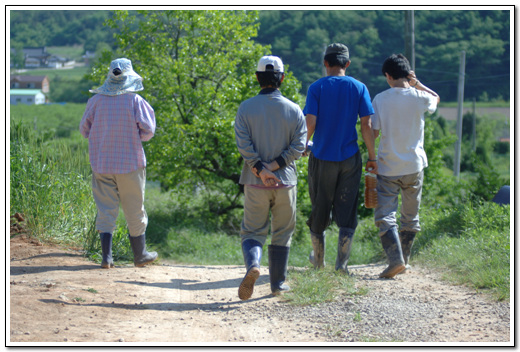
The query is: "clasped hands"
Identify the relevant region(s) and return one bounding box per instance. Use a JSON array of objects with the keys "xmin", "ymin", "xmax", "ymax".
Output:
[{"xmin": 252, "ymin": 160, "xmax": 281, "ymax": 187}]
